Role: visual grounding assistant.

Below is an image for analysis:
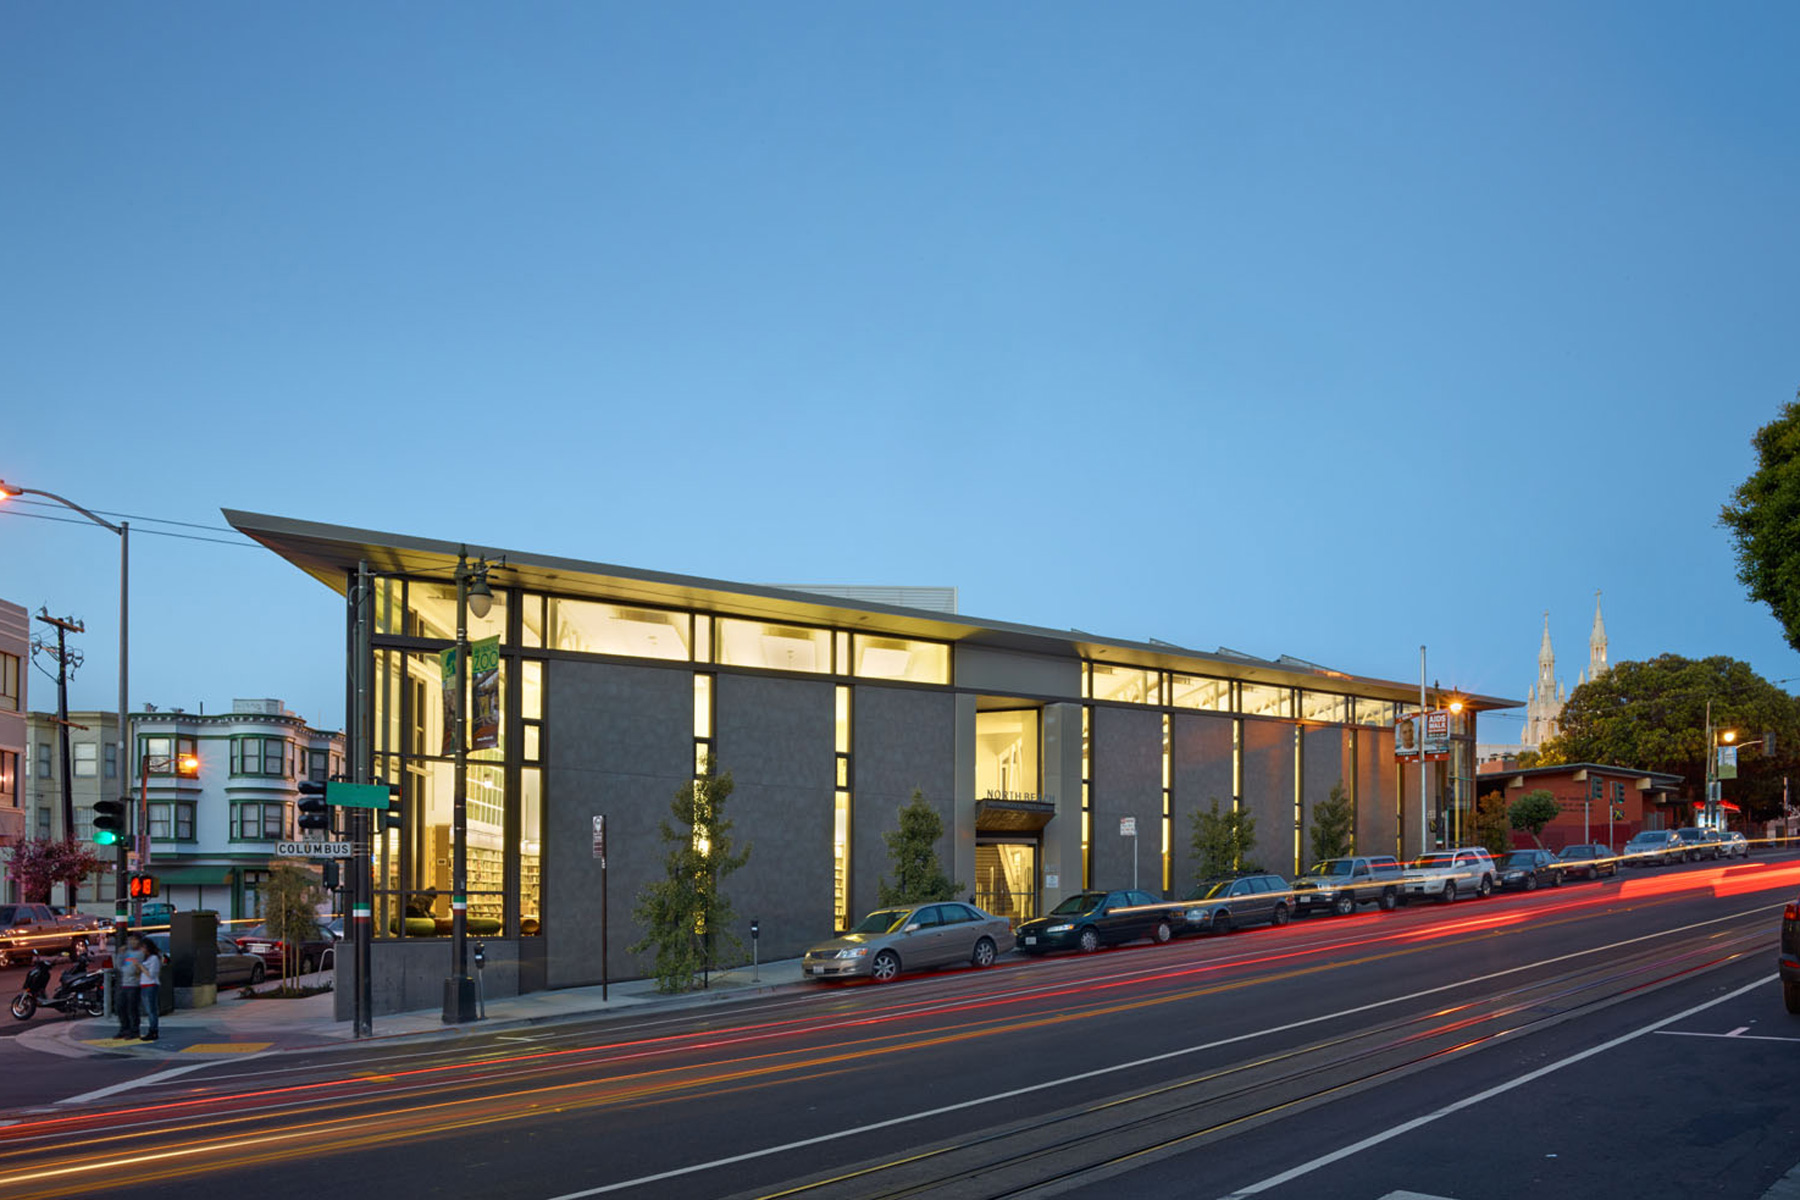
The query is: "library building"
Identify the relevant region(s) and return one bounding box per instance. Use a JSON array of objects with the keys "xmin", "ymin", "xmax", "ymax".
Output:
[{"xmin": 227, "ymin": 511, "xmax": 1512, "ymax": 1016}]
